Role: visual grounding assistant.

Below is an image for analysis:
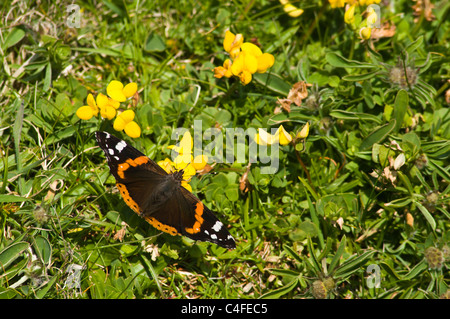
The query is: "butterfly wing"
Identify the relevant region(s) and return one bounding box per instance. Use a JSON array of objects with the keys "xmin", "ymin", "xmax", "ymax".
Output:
[
  {"xmin": 95, "ymin": 131, "xmax": 236, "ymax": 249},
  {"xmin": 177, "ymin": 187, "xmax": 236, "ymax": 248}
]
